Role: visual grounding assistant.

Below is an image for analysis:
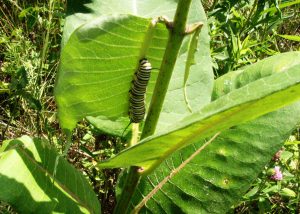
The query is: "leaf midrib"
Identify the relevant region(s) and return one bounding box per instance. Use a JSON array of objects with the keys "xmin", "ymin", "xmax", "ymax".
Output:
[{"xmin": 15, "ymin": 144, "xmax": 94, "ymax": 213}]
